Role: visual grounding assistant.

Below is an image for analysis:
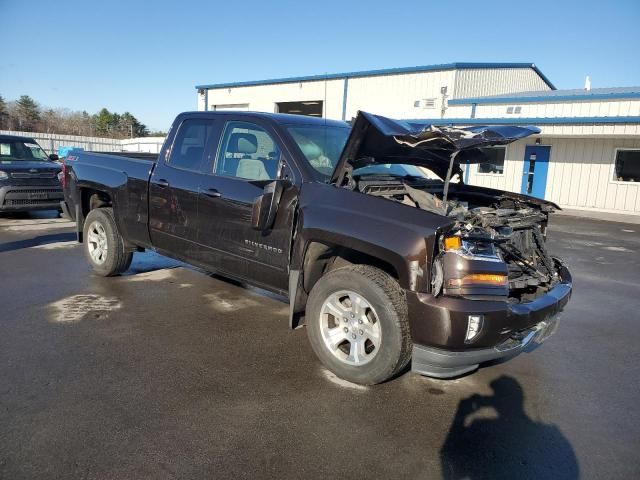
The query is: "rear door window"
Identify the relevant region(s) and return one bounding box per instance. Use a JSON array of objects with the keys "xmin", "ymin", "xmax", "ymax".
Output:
[{"xmin": 168, "ymin": 119, "xmax": 216, "ymax": 172}]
